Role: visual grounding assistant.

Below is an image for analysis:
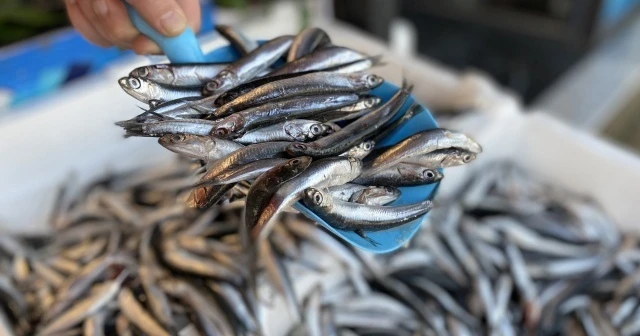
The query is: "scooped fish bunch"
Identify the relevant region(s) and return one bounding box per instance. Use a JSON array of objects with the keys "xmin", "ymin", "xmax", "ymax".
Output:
[{"xmin": 114, "ymin": 25, "xmax": 483, "ymax": 246}]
